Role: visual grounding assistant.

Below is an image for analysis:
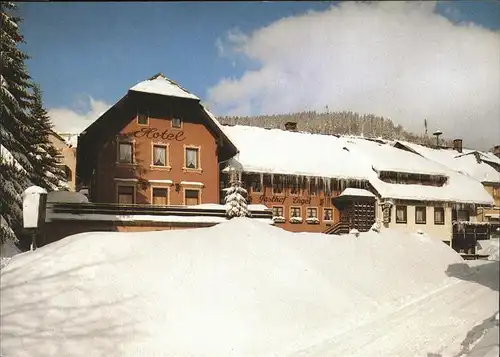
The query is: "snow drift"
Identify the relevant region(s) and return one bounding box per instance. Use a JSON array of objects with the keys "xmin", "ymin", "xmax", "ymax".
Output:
[
  {"xmin": 477, "ymin": 239, "xmax": 500, "ymax": 261},
  {"xmin": 0, "ymin": 218, "xmax": 484, "ymax": 356}
]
